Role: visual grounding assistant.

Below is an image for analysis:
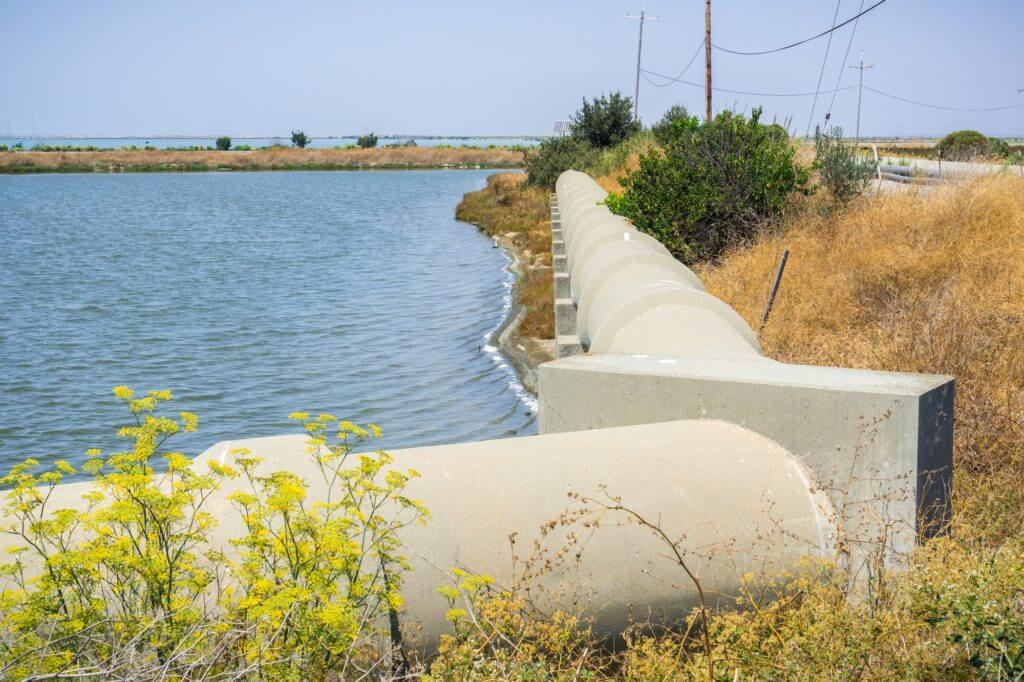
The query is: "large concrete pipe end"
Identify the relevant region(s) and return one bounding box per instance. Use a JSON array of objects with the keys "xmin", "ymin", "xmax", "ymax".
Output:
[{"xmin": 539, "ymin": 353, "xmax": 954, "ymax": 575}]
